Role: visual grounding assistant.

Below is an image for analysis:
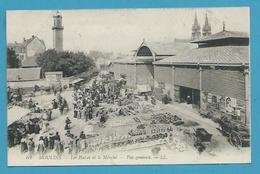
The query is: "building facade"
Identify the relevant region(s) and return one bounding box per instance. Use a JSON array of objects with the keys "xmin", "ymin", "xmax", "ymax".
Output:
[
  {"xmin": 154, "ymin": 30, "xmax": 249, "ymax": 126},
  {"xmin": 8, "ymin": 35, "xmax": 46, "ymax": 67},
  {"xmin": 110, "ymin": 39, "xmax": 192, "ymax": 92},
  {"xmin": 109, "ymin": 17, "xmax": 249, "ymax": 126}
]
